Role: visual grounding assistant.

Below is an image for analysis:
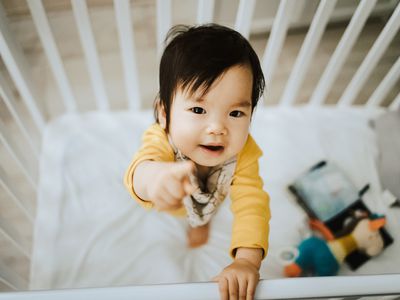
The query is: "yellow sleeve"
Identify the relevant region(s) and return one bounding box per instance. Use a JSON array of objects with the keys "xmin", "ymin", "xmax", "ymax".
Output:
[
  {"xmin": 123, "ymin": 123, "xmax": 175, "ymax": 209},
  {"xmin": 229, "ymin": 135, "xmax": 270, "ymax": 259}
]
